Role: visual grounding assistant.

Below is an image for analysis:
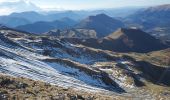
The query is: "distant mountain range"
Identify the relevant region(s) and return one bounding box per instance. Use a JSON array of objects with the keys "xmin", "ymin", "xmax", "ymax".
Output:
[
  {"xmin": 0, "ymin": 6, "xmax": 142, "ymax": 27},
  {"xmin": 126, "ymin": 4, "xmax": 170, "ymax": 41},
  {"xmin": 126, "ymin": 4, "xmax": 170, "ymax": 29},
  {"xmin": 0, "ymin": 11, "xmax": 80, "ymax": 28},
  {"xmin": 9, "ymin": 11, "xmax": 46, "ymax": 23},
  {"xmin": 0, "ymin": 16, "xmax": 31, "ymax": 27},
  {"xmin": 16, "ymin": 14, "xmax": 125, "ymax": 35},
  {"xmin": 16, "ymin": 17, "xmax": 78, "ymax": 33},
  {"xmin": 0, "ymin": 12, "xmax": 43, "ymax": 27},
  {"xmin": 0, "ymin": 4, "xmax": 170, "ymax": 41}
]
